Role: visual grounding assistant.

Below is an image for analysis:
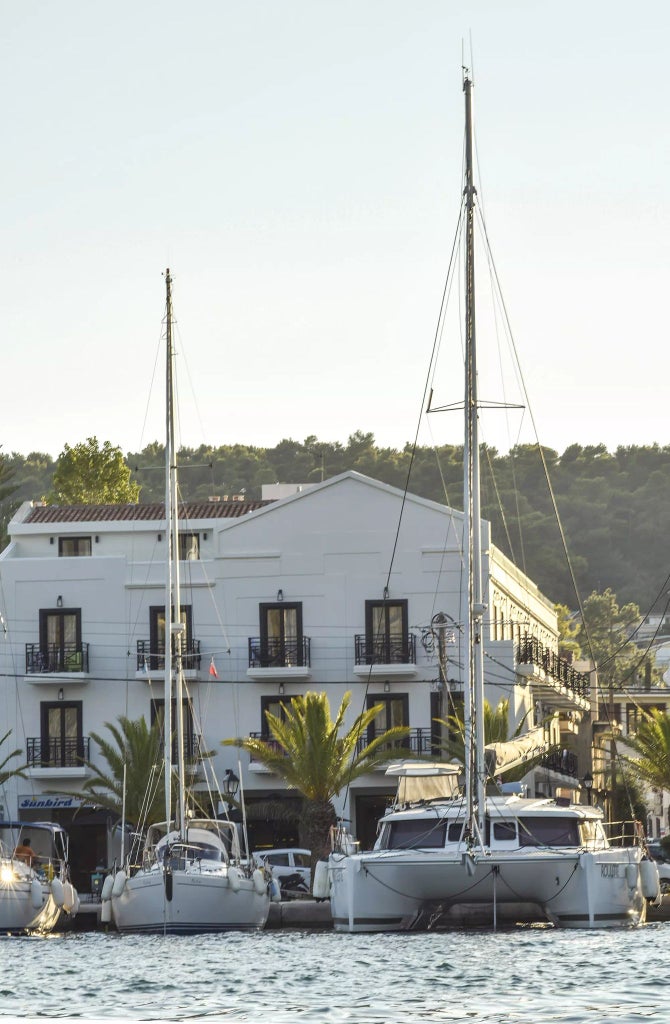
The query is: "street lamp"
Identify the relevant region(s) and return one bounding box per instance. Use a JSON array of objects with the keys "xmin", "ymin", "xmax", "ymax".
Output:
[
  {"xmin": 582, "ymin": 770, "xmax": 593, "ymax": 806},
  {"xmin": 222, "ymin": 768, "xmax": 239, "ymax": 801}
]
